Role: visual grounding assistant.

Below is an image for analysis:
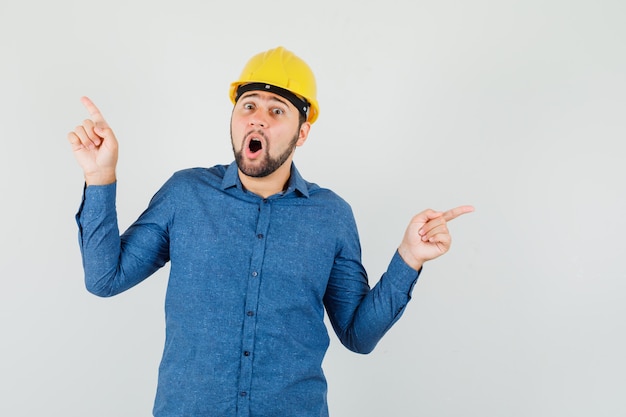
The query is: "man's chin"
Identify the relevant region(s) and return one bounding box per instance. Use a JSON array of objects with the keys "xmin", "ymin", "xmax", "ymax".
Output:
[
  {"xmin": 236, "ymin": 160, "xmax": 273, "ymax": 178},
  {"xmin": 234, "ymin": 148, "xmax": 292, "ymax": 179}
]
